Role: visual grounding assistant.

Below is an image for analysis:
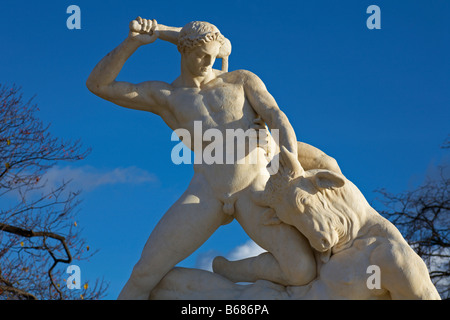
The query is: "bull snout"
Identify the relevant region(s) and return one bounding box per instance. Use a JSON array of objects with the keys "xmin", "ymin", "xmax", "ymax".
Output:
[
  {"xmin": 309, "ymin": 230, "xmax": 337, "ymax": 253},
  {"xmin": 313, "ymin": 234, "xmax": 332, "ymax": 252},
  {"xmin": 320, "ymin": 237, "xmax": 331, "ymax": 251}
]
